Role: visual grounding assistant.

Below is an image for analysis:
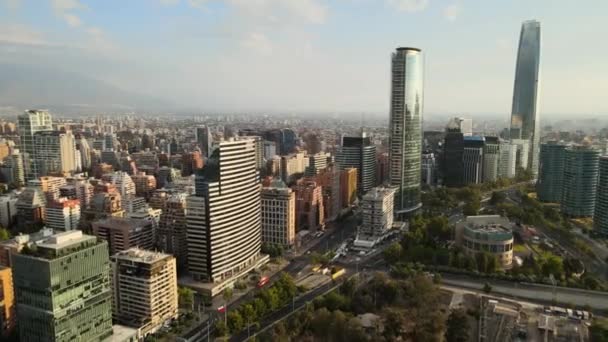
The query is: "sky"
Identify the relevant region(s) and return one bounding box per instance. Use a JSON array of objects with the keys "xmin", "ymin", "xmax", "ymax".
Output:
[{"xmin": 0, "ymin": 0, "xmax": 607, "ymax": 116}]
